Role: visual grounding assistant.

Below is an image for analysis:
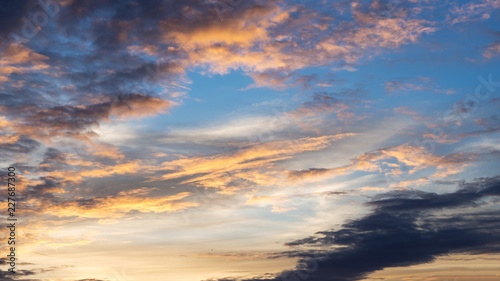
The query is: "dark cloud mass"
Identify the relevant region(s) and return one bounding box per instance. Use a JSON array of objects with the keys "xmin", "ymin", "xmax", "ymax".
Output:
[
  {"xmin": 0, "ymin": 0, "xmax": 30, "ymax": 41},
  {"xmin": 0, "ymin": 93, "xmax": 171, "ymax": 142},
  {"xmin": 207, "ymin": 176, "xmax": 500, "ymax": 281}
]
